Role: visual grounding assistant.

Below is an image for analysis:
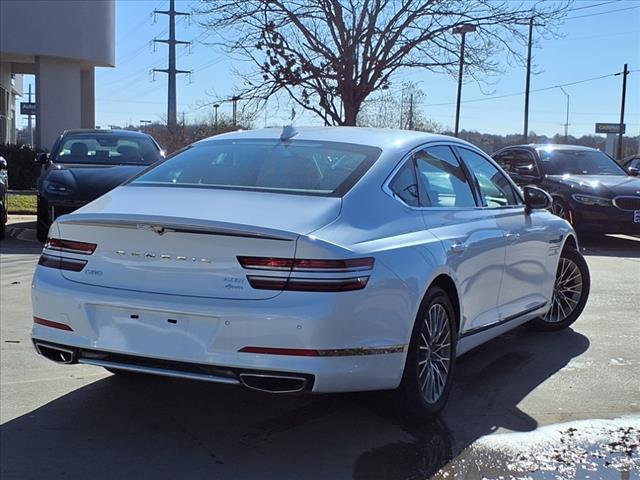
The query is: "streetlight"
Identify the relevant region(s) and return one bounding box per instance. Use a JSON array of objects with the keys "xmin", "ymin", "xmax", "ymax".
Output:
[
  {"xmin": 452, "ymin": 23, "xmax": 476, "ymax": 137},
  {"xmin": 213, "ymin": 104, "xmax": 220, "ymax": 130},
  {"xmin": 560, "ymin": 87, "xmax": 569, "ymax": 142}
]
